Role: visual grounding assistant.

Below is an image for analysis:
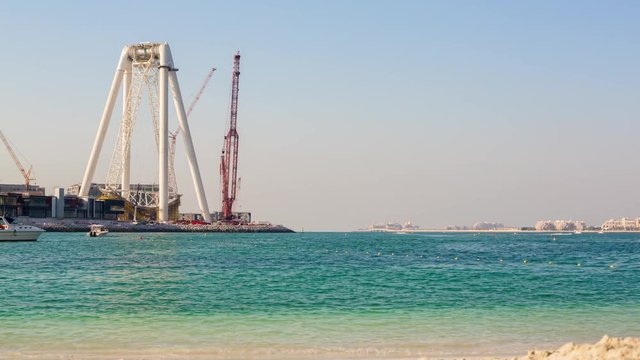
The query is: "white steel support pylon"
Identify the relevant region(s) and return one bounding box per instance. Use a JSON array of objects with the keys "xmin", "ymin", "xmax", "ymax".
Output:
[
  {"xmin": 121, "ymin": 59, "xmax": 132, "ymax": 201},
  {"xmin": 79, "ymin": 43, "xmax": 211, "ymax": 223}
]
